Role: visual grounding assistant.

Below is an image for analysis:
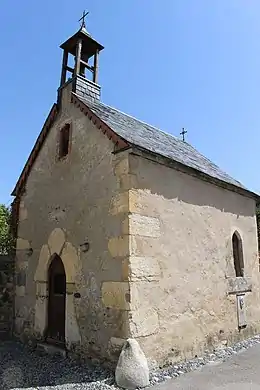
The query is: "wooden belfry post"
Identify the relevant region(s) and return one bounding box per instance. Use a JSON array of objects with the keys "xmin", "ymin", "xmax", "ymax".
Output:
[
  {"xmin": 93, "ymin": 49, "xmax": 99, "ymax": 83},
  {"xmin": 75, "ymin": 39, "xmax": 83, "ymax": 76},
  {"xmin": 59, "ymin": 11, "xmax": 104, "ymax": 89},
  {"xmin": 60, "ymin": 51, "xmax": 69, "ymax": 87}
]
